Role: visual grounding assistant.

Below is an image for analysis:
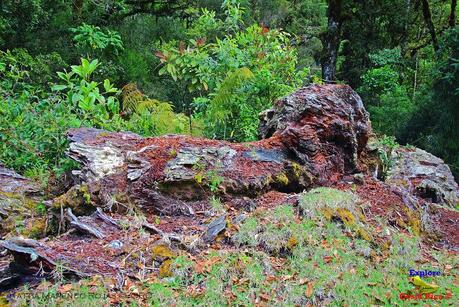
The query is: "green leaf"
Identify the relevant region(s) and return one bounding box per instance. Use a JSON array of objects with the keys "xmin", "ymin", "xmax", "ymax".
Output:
[{"xmin": 51, "ymin": 85, "xmax": 67, "ymax": 91}]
